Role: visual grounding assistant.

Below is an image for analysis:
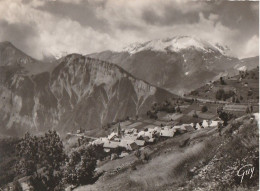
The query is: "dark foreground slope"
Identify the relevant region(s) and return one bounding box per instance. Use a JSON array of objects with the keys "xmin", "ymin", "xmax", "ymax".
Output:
[{"xmin": 75, "ymin": 114, "xmax": 259, "ymax": 191}]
